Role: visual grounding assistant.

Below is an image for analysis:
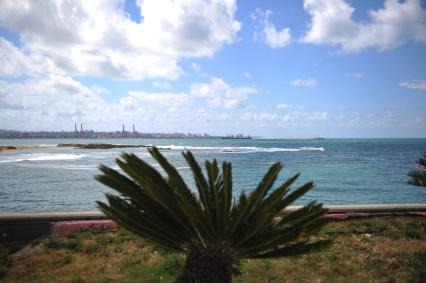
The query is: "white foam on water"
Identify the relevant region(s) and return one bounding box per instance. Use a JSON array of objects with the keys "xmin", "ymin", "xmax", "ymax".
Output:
[
  {"xmin": 155, "ymin": 145, "xmax": 324, "ymax": 153},
  {"xmin": 59, "ymin": 164, "xmax": 98, "ymax": 170},
  {"xmin": 0, "ymin": 153, "xmax": 86, "ymax": 163},
  {"xmin": 176, "ymin": 166, "xmax": 190, "ymax": 170},
  {"xmin": 36, "ymin": 144, "xmax": 58, "ymax": 147}
]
